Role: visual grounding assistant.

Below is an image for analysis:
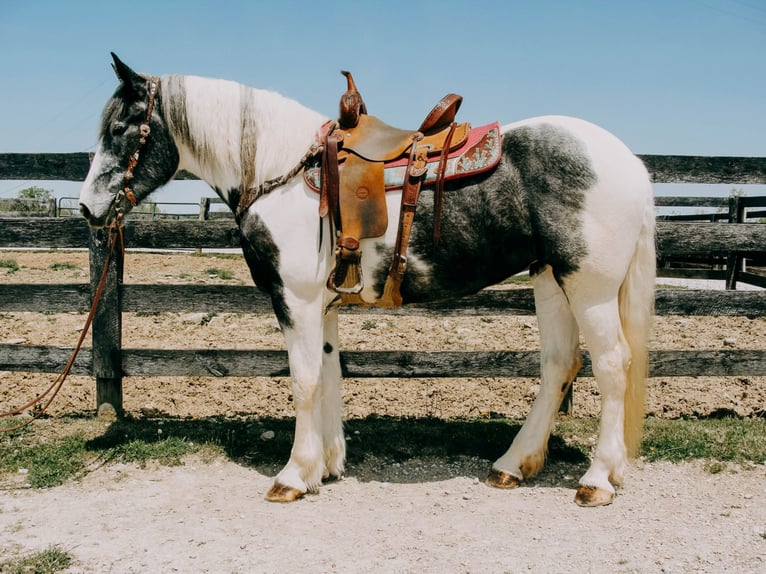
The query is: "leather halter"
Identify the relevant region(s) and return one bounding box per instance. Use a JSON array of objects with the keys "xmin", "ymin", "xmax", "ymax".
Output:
[{"xmin": 113, "ymin": 76, "xmax": 160, "ymax": 216}]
